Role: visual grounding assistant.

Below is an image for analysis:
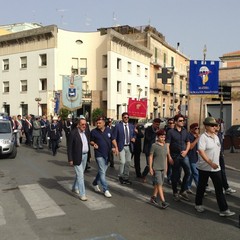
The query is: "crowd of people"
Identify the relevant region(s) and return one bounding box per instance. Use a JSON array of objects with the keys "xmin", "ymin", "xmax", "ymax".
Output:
[{"xmin": 7, "ymin": 112, "xmax": 237, "ymax": 216}]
